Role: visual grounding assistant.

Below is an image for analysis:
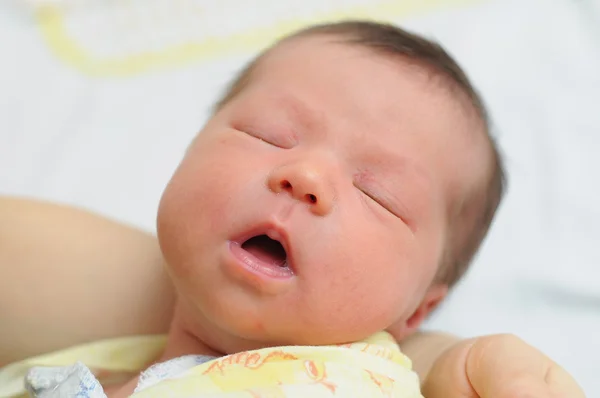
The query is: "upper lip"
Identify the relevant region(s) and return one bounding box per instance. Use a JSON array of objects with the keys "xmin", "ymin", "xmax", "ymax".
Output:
[{"xmin": 232, "ymin": 219, "xmax": 296, "ymax": 273}]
